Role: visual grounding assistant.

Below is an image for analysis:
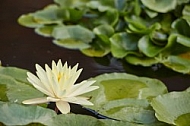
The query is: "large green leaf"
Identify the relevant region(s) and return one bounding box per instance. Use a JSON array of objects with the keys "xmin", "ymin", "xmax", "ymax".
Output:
[
  {"xmin": 52, "ymin": 25, "xmax": 95, "ymax": 43},
  {"xmin": 0, "ymin": 66, "xmax": 29, "ymax": 83},
  {"xmin": 0, "ymin": 101, "xmax": 56, "ymax": 125},
  {"xmin": 125, "ymin": 54, "xmax": 159, "ymax": 66},
  {"xmin": 87, "ymin": 73, "xmax": 167, "ymax": 107},
  {"xmin": 18, "ymin": 14, "xmax": 42, "ymax": 28},
  {"xmin": 110, "ymin": 32, "xmax": 139, "ymax": 58},
  {"xmin": 54, "ymin": 0, "xmax": 89, "ymax": 8},
  {"xmin": 172, "ymin": 18, "xmax": 190, "ymax": 37},
  {"xmin": 162, "ymin": 55, "xmax": 190, "ymax": 74},
  {"xmin": 53, "ymin": 39, "xmax": 90, "ymax": 49},
  {"xmin": 35, "ymin": 25, "xmax": 56, "ymax": 37},
  {"xmin": 175, "ymin": 113, "xmax": 190, "ymax": 126},
  {"xmin": 138, "ymin": 35, "xmax": 164, "ymax": 57},
  {"xmin": 33, "ymin": 5, "xmax": 63, "ymax": 24},
  {"xmin": 151, "ymin": 91, "xmax": 190, "ymax": 125},
  {"xmin": 93, "ymin": 25, "xmax": 114, "ymax": 43},
  {"xmin": 141, "ymin": 0, "xmax": 177, "ymax": 13},
  {"xmin": 0, "ymin": 67, "xmax": 44, "ymax": 103},
  {"xmin": 46, "ymin": 114, "xmax": 103, "ymax": 126},
  {"xmin": 83, "ymin": 73, "xmax": 167, "ymax": 123}
]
